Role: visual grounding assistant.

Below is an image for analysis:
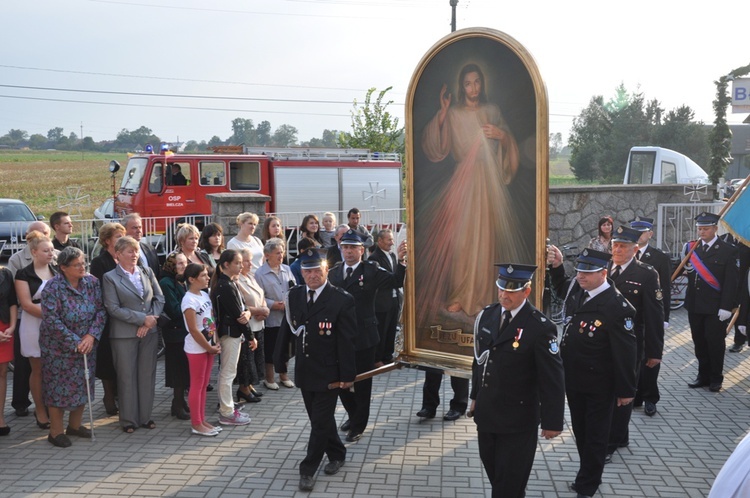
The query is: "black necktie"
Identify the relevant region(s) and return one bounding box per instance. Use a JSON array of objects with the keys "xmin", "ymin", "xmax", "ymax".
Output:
[
  {"xmin": 345, "ymin": 266, "xmax": 353, "ymax": 280},
  {"xmin": 703, "ymin": 243, "xmax": 709, "ymax": 254},
  {"xmin": 500, "ymin": 310, "xmax": 512, "ymax": 332},
  {"xmin": 308, "ymin": 289, "xmax": 315, "ymax": 305},
  {"xmin": 635, "ymin": 250, "xmax": 642, "ymax": 261},
  {"xmin": 611, "ymin": 265, "xmax": 621, "ymax": 280},
  {"xmin": 581, "ymin": 291, "xmax": 590, "ymax": 305}
]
